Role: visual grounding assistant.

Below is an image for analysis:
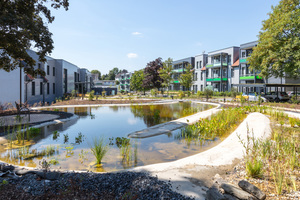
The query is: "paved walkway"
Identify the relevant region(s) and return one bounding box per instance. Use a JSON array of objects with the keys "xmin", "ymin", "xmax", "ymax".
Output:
[
  {"xmin": 130, "ymin": 112, "xmax": 272, "ymax": 200},
  {"xmin": 0, "ymin": 114, "xmax": 59, "ymax": 126}
]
